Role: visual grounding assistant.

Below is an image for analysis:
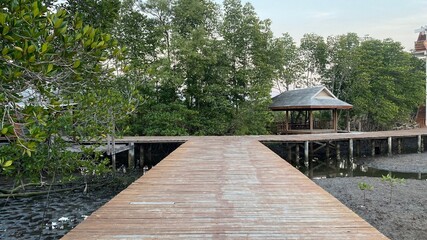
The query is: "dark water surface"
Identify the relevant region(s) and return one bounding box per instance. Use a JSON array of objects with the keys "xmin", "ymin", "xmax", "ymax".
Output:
[
  {"xmin": 0, "ymin": 181, "xmax": 129, "ymax": 240},
  {"xmin": 264, "ymin": 142, "xmax": 427, "ymax": 180}
]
